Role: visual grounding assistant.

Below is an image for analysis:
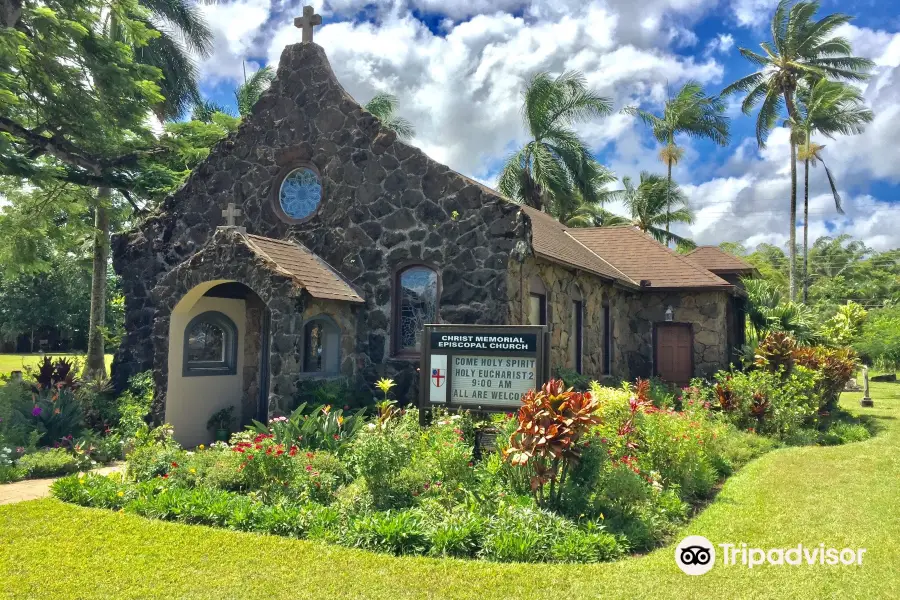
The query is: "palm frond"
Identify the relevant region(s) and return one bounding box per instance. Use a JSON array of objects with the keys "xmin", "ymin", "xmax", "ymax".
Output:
[
  {"xmin": 235, "ymin": 65, "xmax": 275, "ymax": 116},
  {"xmin": 142, "ymin": 0, "xmax": 214, "ymax": 56}
]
